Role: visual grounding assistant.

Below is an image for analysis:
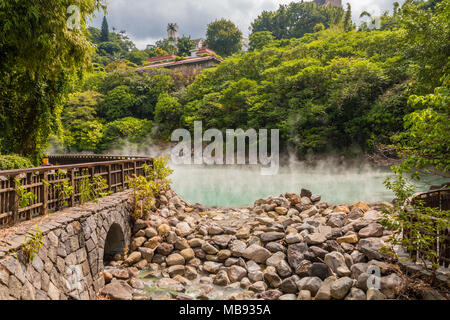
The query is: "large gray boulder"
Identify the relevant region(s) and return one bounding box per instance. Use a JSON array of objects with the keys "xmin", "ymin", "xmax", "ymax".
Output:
[
  {"xmin": 324, "ymin": 252, "xmax": 351, "ymax": 277},
  {"xmin": 243, "ymin": 244, "xmax": 271, "ymax": 263},
  {"xmin": 359, "ymin": 237, "xmax": 387, "ymax": 260},
  {"xmin": 358, "ymin": 223, "xmax": 384, "ymax": 238},
  {"xmin": 101, "ymin": 280, "xmax": 133, "ymax": 300},
  {"xmin": 297, "ymin": 277, "xmax": 323, "ymax": 296},
  {"xmin": 330, "ymin": 277, "xmax": 354, "ymax": 299}
]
